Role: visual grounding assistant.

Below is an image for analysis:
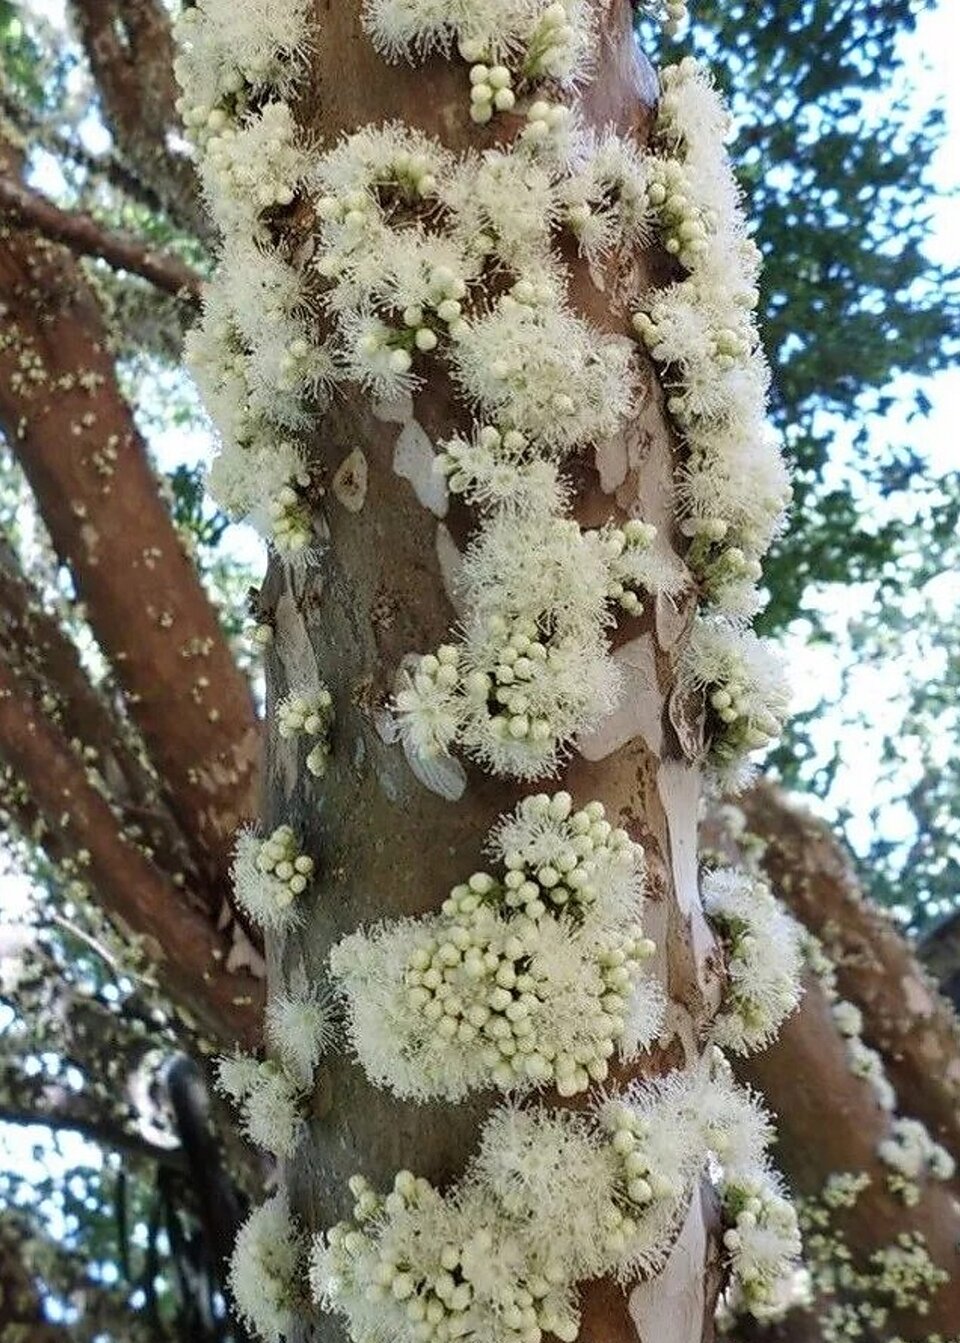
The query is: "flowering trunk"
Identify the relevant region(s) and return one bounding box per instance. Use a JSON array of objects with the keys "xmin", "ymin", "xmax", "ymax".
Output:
[
  {"xmin": 176, "ymin": 2, "xmax": 796, "ymax": 1340},
  {"xmin": 271, "ymin": 7, "xmax": 719, "ymax": 1340}
]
